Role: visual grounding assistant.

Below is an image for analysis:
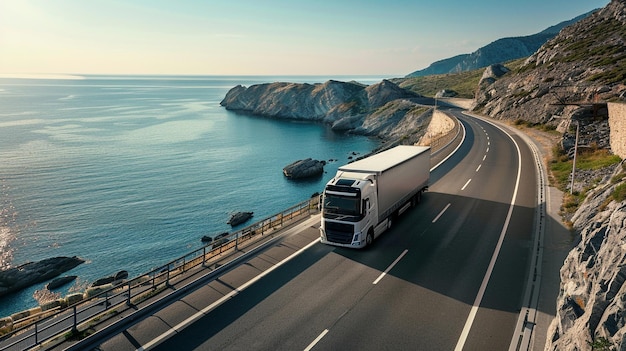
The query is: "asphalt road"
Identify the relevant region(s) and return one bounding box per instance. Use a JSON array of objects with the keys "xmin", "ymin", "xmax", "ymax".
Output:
[{"xmin": 94, "ymin": 110, "xmax": 540, "ymax": 351}]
